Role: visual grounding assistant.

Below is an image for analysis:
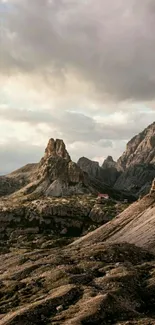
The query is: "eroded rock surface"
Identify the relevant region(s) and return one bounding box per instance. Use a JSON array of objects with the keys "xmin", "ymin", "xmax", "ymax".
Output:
[
  {"xmin": 77, "ymin": 156, "xmax": 119, "ymax": 187},
  {"xmin": 114, "ymin": 122, "xmax": 155, "ymax": 196},
  {"xmin": 0, "ymin": 237, "xmax": 155, "ymax": 325},
  {"xmin": 0, "ymin": 195, "xmax": 128, "ymax": 244}
]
